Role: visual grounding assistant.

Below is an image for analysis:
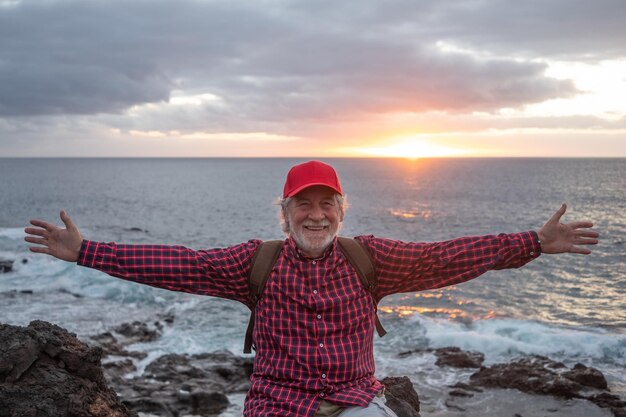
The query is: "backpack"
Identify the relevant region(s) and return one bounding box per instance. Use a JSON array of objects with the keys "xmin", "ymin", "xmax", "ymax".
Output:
[{"xmin": 244, "ymin": 236, "xmax": 387, "ymax": 353}]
